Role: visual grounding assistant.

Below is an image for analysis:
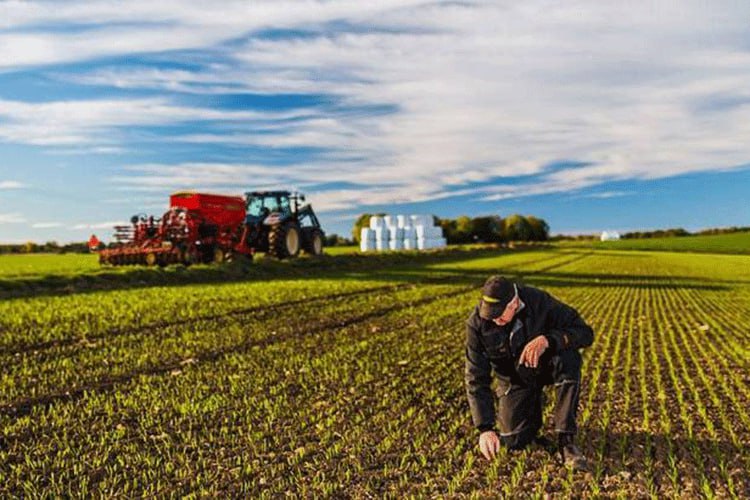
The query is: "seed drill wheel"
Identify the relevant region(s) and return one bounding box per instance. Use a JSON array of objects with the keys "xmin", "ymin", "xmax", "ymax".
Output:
[
  {"xmin": 268, "ymin": 222, "xmax": 301, "ymax": 259},
  {"xmin": 182, "ymin": 247, "xmax": 200, "ymax": 267},
  {"xmin": 213, "ymin": 247, "xmax": 226, "ymax": 264},
  {"xmin": 303, "ymin": 229, "xmax": 324, "ymax": 256}
]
